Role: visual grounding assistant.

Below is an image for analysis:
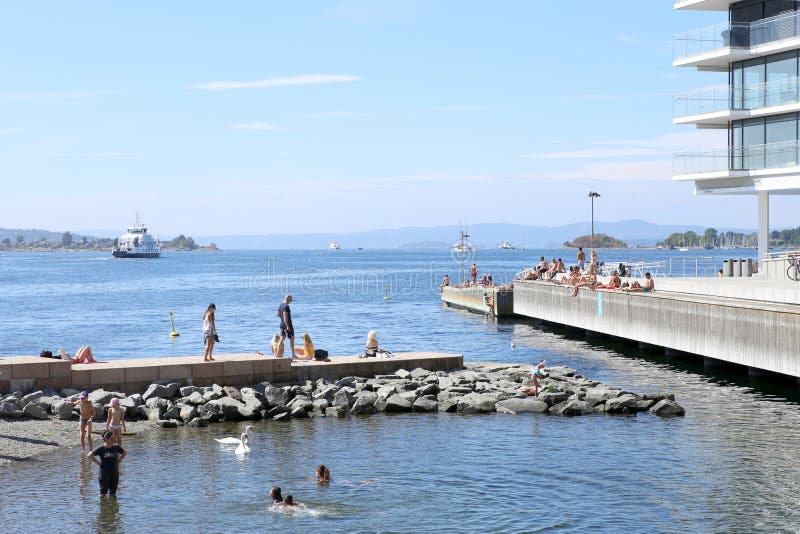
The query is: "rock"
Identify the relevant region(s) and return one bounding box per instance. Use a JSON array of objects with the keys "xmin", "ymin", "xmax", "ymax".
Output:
[
  {"xmin": 34, "ymin": 396, "xmax": 56, "ymax": 412},
  {"xmin": 375, "ymin": 385, "xmax": 398, "ymax": 401},
  {"xmin": 241, "ymin": 390, "xmax": 266, "ymax": 412},
  {"xmin": 394, "ymin": 369, "xmax": 411, "ymax": 379},
  {"xmin": 179, "ymin": 405, "xmax": 199, "ymax": 423},
  {"xmin": 312, "ymin": 399, "xmax": 329, "ymax": 412},
  {"xmin": 223, "ymin": 386, "xmax": 242, "ymax": 401},
  {"xmin": 287, "ymin": 396, "xmax": 313, "ymax": 412},
  {"xmin": 203, "ymin": 389, "xmax": 223, "ymax": 402},
  {"xmin": 290, "ymin": 405, "xmax": 310, "ymax": 418},
  {"xmin": 60, "ymin": 388, "xmax": 80, "ymax": 397},
  {"xmin": 89, "ymin": 389, "xmax": 124, "ymax": 407},
  {"xmin": 262, "ymin": 386, "xmax": 291, "ymax": 408},
  {"xmin": 157, "ymin": 420, "xmax": 179, "ymax": 428},
  {"xmin": 332, "ymin": 388, "xmax": 355, "ymax": 409},
  {"xmin": 446, "ymin": 386, "xmax": 473, "ymax": 394},
  {"xmin": 185, "ymin": 391, "xmax": 206, "ymax": 406},
  {"xmin": 137, "ymin": 406, "xmax": 150, "ymax": 420},
  {"xmin": 23, "ymin": 402, "xmax": 50, "ymax": 420},
  {"xmin": 409, "ymin": 367, "xmax": 430, "ymax": 380},
  {"xmin": 273, "ymin": 412, "xmax": 291, "ymax": 422},
  {"xmin": 205, "ymin": 397, "xmax": 248, "ymax": 421},
  {"xmin": 649, "ymin": 399, "xmax": 685, "ymax": 417},
  {"xmin": 179, "ymin": 386, "xmax": 198, "ymax": 397},
  {"xmin": 187, "ymin": 417, "xmax": 209, "ymax": 427},
  {"xmin": 416, "ymin": 383, "xmax": 439, "ymax": 397},
  {"xmin": 584, "ymin": 388, "xmax": 621, "ymax": 407},
  {"xmin": 538, "ymin": 390, "xmax": 569, "ymax": 406},
  {"xmin": 456, "ymin": 393, "xmax": 498, "ymax": 414},
  {"xmin": 635, "ymin": 400, "xmax": 655, "ymax": 412},
  {"xmin": 642, "ymin": 393, "xmax": 675, "ymax": 403},
  {"xmin": 605, "ymin": 394, "xmax": 639, "ymax": 414},
  {"xmin": 142, "ymin": 384, "xmax": 167, "ymax": 402},
  {"xmin": 161, "ymin": 404, "xmax": 183, "ymax": 421},
  {"xmin": 53, "ymin": 399, "xmax": 75, "ymax": 420},
  {"xmin": 373, "ymin": 398, "xmax": 387, "ymax": 412},
  {"xmin": 21, "ymin": 391, "xmax": 44, "ymax": 405},
  {"xmin": 119, "ymin": 397, "xmax": 141, "ymax": 418},
  {"xmin": 163, "ymin": 383, "xmax": 181, "ymax": 399},
  {"xmin": 385, "ymin": 394, "xmax": 412, "ymax": 413},
  {"xmin": 0, "ymin": 401, "xmax": 23, "ymax": 418},
  {"xmin": 412, "ymin": 397, "xmax": 438, "ymax": 412},
  {"xmin": 438, "ymin": 399, "xmax": 459, "ymax": 412},
  {"xmin": 350, "ymin": 391, "xmax": 378, "ymax": 415},
  {"xmin": 399, "ymin": 391, "xmax": 418, "ymax": 403},
  {"xmin": 556, "ymin": 399, "xmax": 592, "ymax": 416},
  {"xmin": 495, "ymin": 397, "xmax": 549, "ymax": 413},
  {"xmin": 336, "ymin": 376, "xmax": 357, "ymax": 388},
  {"xmin": 325, "ymin": 406, "xmax": 348, "ymax": 418},
  {"xmin": 312, "ymin": 385, "xmax": 338, "ymax": 403},
  {"xmin": 264, "ymin": 405, "xmax": 288, "ymax": 418}
]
